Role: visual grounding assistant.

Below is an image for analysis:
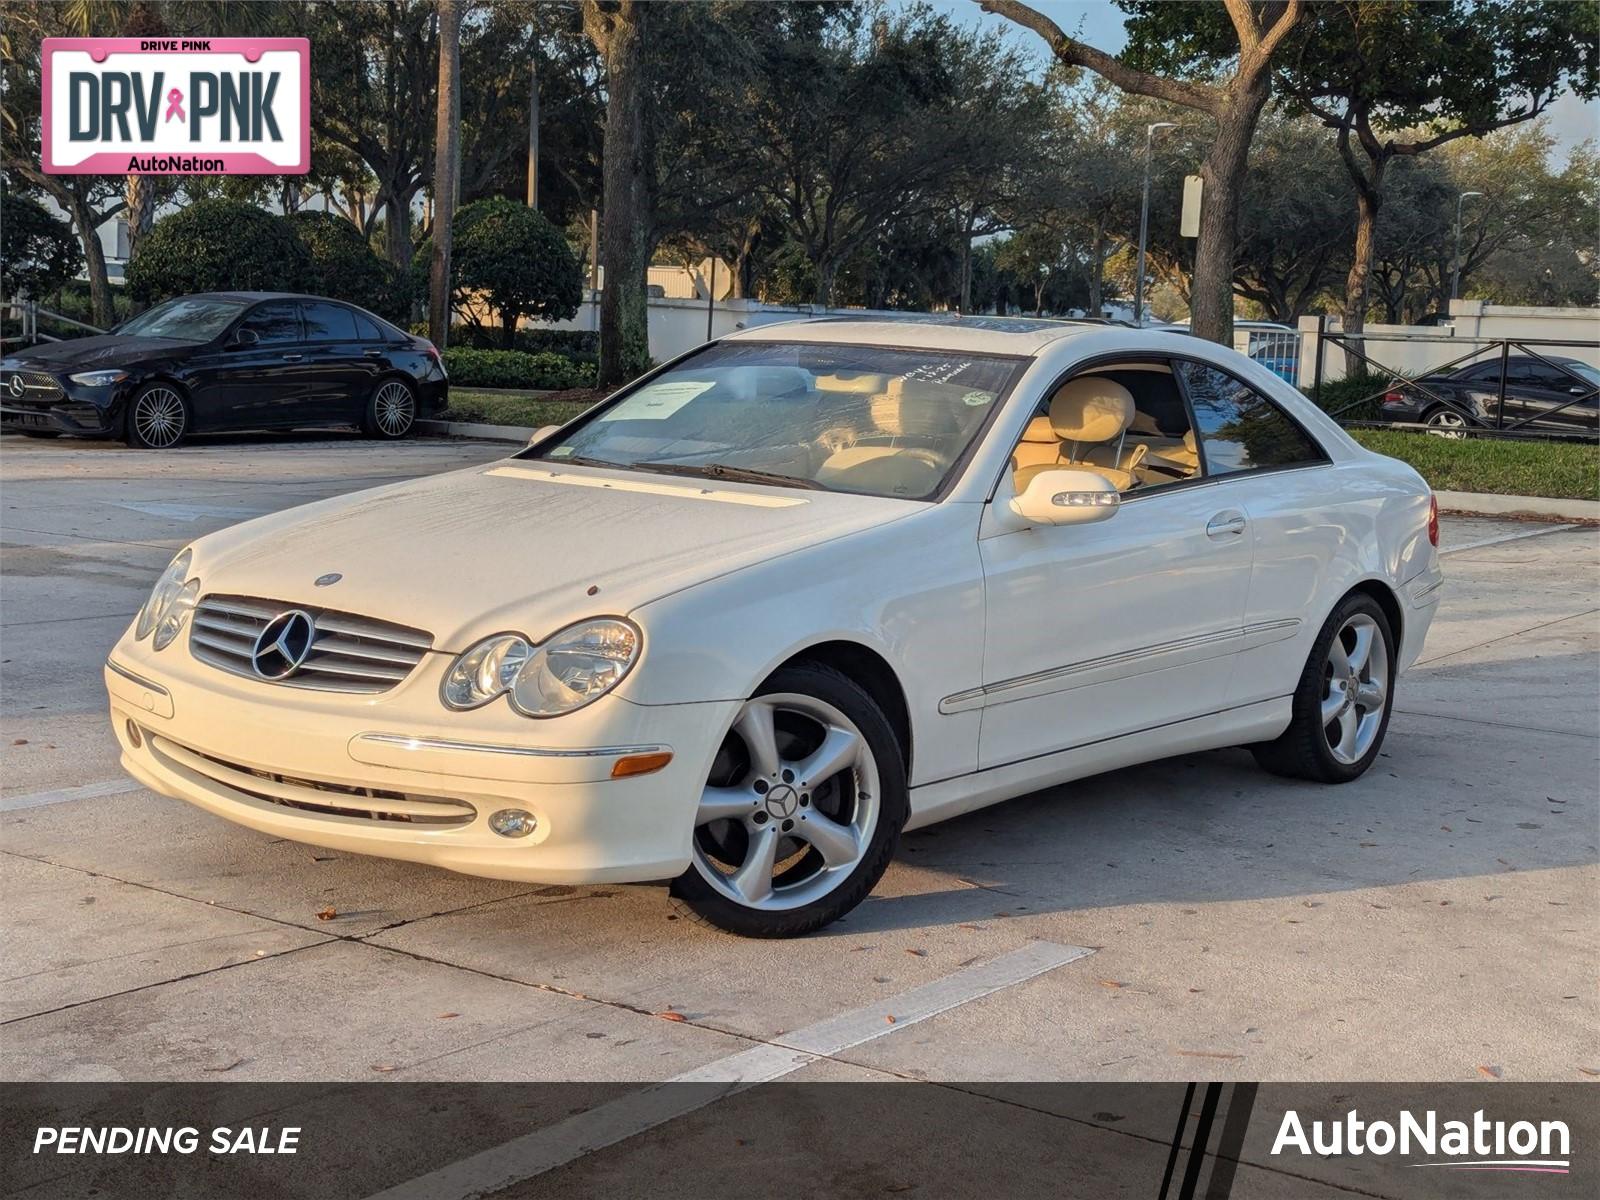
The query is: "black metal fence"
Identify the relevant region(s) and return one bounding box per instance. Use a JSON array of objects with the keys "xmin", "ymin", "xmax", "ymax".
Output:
[{"xmin": 1308, "ymin": 317, "xmax": 1600, "ymax": 441}]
